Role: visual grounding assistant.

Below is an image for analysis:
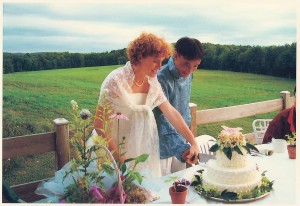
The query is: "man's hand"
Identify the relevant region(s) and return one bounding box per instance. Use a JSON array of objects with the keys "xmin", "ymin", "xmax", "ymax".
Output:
[
  {"xmin": 181, "ymin": 148, "xmax": 199, "ymax": 164},
  {"xmin": 187, "ymin": 144, "xmax": 200, "ymax": 163}
]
